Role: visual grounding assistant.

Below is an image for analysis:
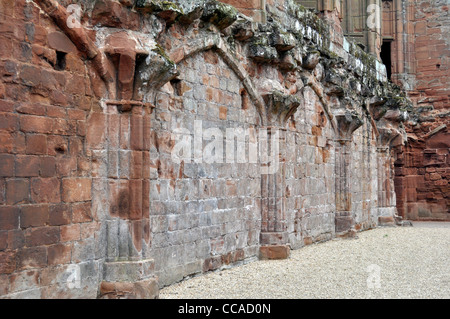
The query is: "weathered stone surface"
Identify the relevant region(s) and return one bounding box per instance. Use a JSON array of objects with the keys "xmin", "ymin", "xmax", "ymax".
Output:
[
  {"xmin": 259, "ymin": 245, "xmax": 291, "ymax": 260},
  {"xmin": 0, "ymin": 0, "xmax": 425, "ymax": 300},
  {"xmin": 99, "ymin": 278, "xmax": 159, "ymax": 299},
  {"xmin": 378, "ymin": 216, "xmax": 396, "ymax": 227},
  {"xmin": 201, "ymin": 1, "xmax": 238, "ymax": 30}
]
